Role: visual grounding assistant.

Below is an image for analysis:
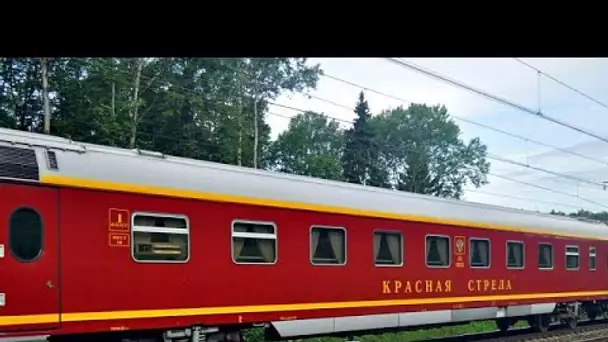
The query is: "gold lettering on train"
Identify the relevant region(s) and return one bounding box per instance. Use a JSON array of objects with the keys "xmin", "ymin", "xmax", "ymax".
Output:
[
  {"xmin": 382, "ymin": 280, "xmax": 453, "ymax": 294},
  {"xmin": 467, "ymin": 279, "xmax": 512, "ymax": 292},
  {"xmin": 405, "ymin": 281, "xmax": 412, "ymax": 293},
  {"xmin": 383, "ymin": 279, "xmax": 511, "ymax": 295},
  {"xmin": 382, "ymin": 280, "xmax": 391, "ymax": 294},
  {"xmin": 394, "ymin": 280, "xmax": 402, "ymax": 293}
]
